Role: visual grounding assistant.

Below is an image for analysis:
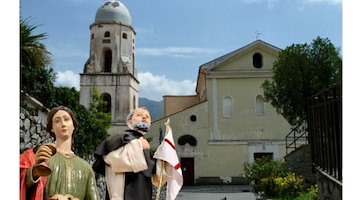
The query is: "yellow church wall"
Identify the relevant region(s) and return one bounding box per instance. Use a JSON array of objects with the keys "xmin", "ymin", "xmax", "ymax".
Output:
[
  {"xmin": 208, "ymin": 77, "xmax": 292, "ymax": 141},
  {"xmin": 211, "ymin": 47, "xmax": 278, "ymax": 72},
  {"xmin": 196, "ymin": 144, "xmax": 249, "ymax": 178},
  {"xmin": 147, "ymin": 101, "xmax": 209, "ymax": 158},
  {"xmin": 147, "ymin": 101, "xmax": 216, "ymax": 181},
  {"xmin": 147, "ymin": 99, "xmax": 285, "ymax": 182},
  {"xmin": 204, "ymin": 43, "xmax": 292, "ymax": 142},
  {"xmin": 147, "ymin": 101, "xmax": 251, "ymax": 182}
]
